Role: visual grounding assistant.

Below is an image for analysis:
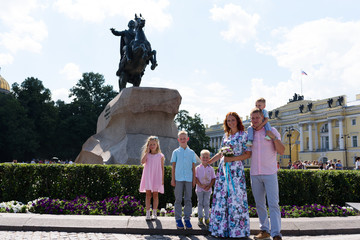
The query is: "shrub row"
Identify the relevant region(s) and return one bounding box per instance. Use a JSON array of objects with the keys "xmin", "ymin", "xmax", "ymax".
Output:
[{"xmin": 1, "ymin": 164, "xmax": 359, "ymax": 207}]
